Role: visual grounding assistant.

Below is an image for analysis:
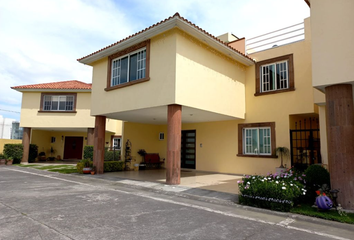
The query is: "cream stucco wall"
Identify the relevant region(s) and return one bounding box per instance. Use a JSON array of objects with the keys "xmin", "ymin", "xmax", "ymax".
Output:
[
  {"xmin": 90, "ymin": 28, "xmax": 247, "ymax": 119},
  {"xmin": 90, "ymin": 29, "xmax": 177, "ymax": 116},
  {"xmin": 175, "ymin": 30, "xmax": 246, "ymax": 119},
  {"xmin": 311, "ymin": 0, "xmax": 354, "ymax": 88},
  {"xmin": 32, "ymin": 129, "xmax": 115, "ymax": 160},
  {"xmin": 19, "ymin": 91, "xmax": 119, "ymax": 133}
]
